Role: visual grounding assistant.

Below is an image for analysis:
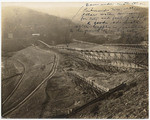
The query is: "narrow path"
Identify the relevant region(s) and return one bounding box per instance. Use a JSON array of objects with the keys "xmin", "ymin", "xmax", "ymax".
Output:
[
  {"xmin": 2, "ymin": 59, "xmax": 26, "ymax": 105},
  {"xmin": 3, "ymin": 54, "xmax": 59, "ymax": 117}
]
